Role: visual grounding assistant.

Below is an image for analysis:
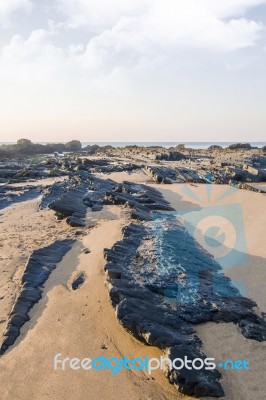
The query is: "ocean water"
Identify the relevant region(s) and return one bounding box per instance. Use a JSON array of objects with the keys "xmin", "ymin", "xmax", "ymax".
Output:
[
  {"xmin": 0, "ymin": 141, "xmax": 265, "ymax": 149},
  {"xmin": 151, "ymin": 214, "xmax": 241, "ymax": 303},
  {"xmin": 81, "ymin": 141, "xmax": 266, "ymax": 149}
]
